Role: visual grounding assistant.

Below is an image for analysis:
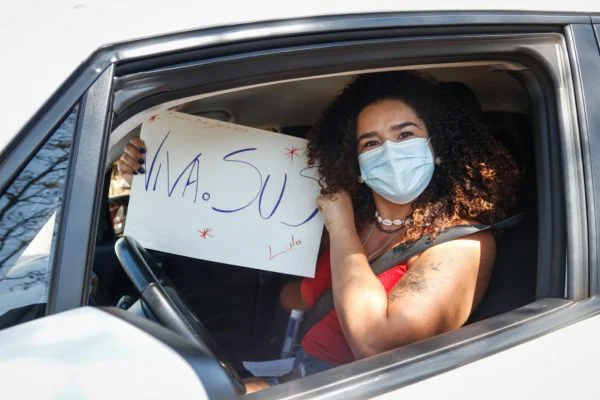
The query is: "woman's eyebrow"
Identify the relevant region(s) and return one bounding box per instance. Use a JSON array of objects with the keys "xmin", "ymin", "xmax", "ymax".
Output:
[
  {"xmin": 391, "ymin": 121, "xmax": 419, "ymax": 131},
  {"xmin": 356, "ymin": 131, "xmax": 378, "ymax": 142},
  {"xmin": 357, "ymin": 121, "xmax": 419, "ymax": 142}
]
